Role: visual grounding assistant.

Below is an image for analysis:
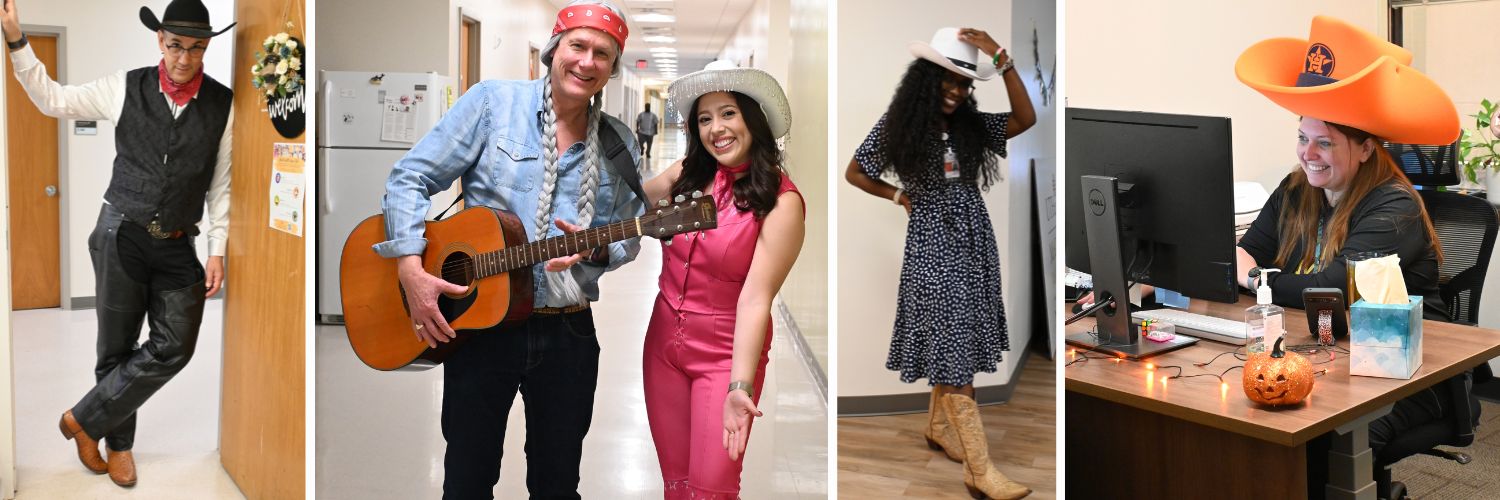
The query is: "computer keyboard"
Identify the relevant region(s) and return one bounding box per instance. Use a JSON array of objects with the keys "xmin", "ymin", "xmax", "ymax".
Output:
[{"xmin": 1131, "ymin": 308, "xmax": 1248, "ymax": 346}]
